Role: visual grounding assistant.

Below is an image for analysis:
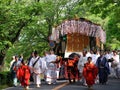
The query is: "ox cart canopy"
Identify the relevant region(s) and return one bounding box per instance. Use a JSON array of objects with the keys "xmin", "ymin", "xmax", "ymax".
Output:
[{"xmin": 50, "ymin": 18, "xmax": 106, "ymax": 57}]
